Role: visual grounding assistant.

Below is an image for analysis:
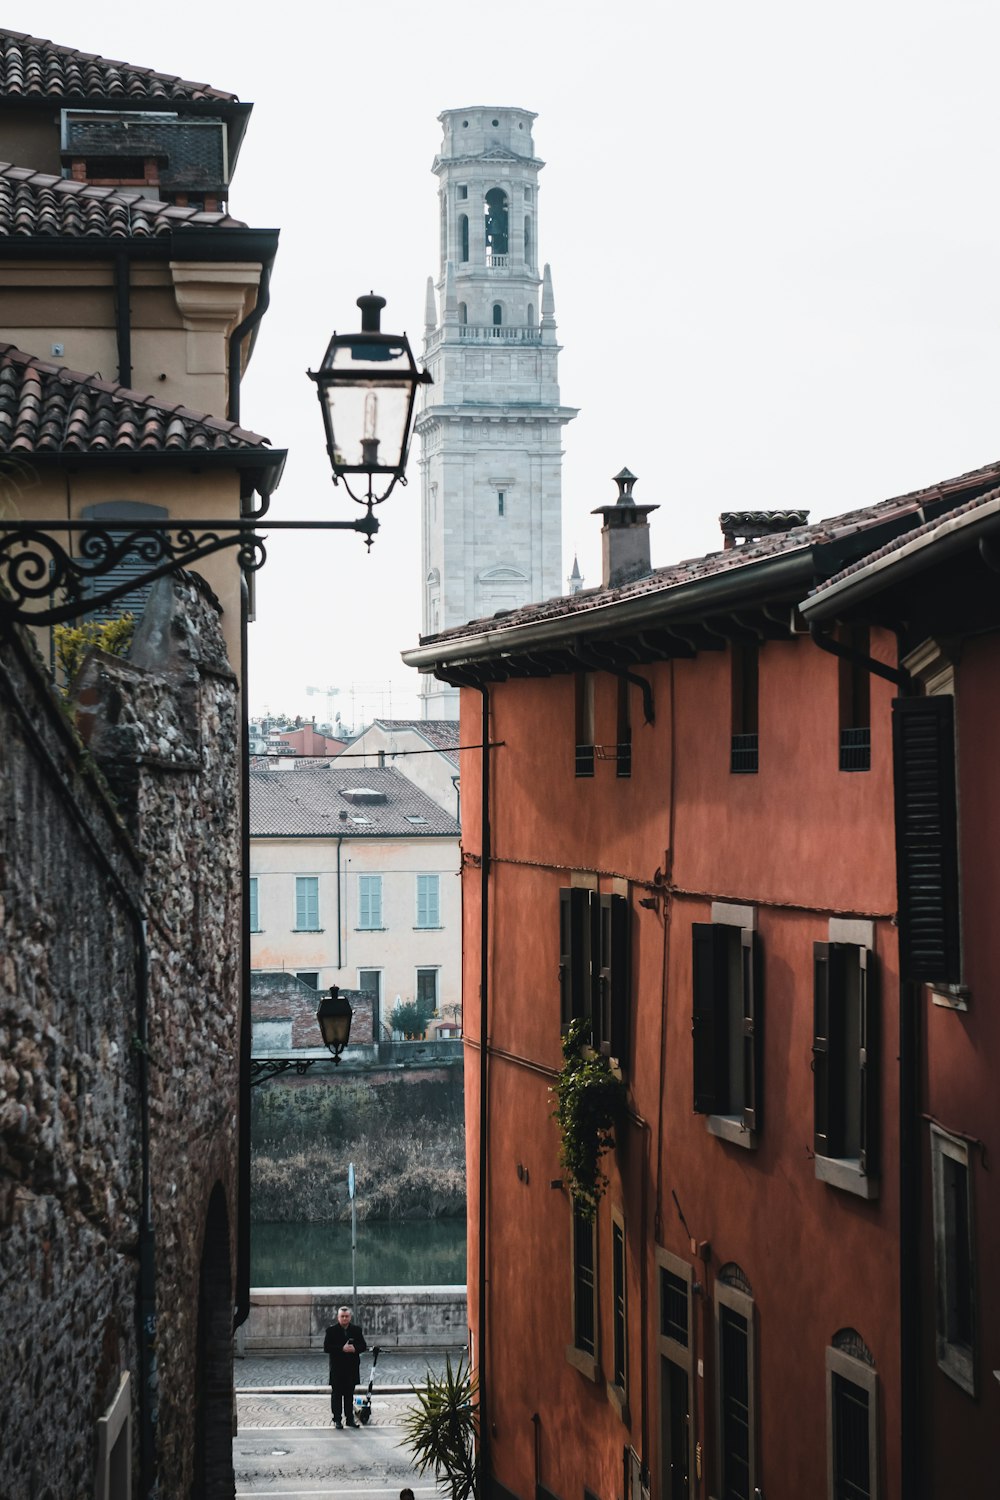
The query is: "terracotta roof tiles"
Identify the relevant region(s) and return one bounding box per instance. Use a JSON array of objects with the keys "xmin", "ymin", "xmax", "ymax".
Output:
[
  {"xmin": 0, "ymin": 162, "xmax": 246, "ymax": 237},
  {"xmin": 0, "ymin": 345, "xmax": 271, "ymax": 456},
  {"xmin": 0, "ymin": 29, "xmax": 237, "ymax": 102}
]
